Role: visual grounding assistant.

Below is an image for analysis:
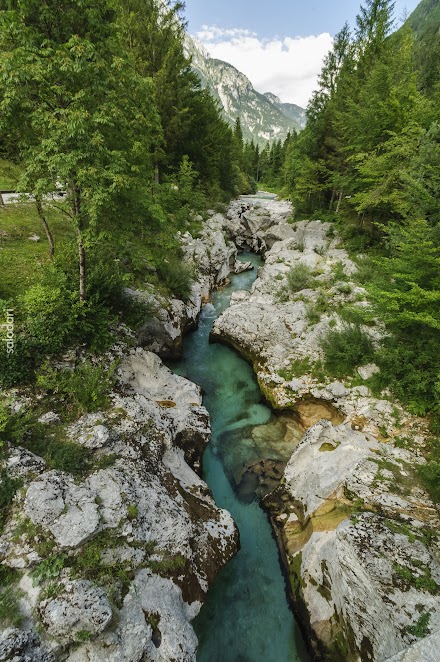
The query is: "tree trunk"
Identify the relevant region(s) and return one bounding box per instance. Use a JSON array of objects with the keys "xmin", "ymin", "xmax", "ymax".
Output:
[
  {"xmin": 329, "ymin": 188, "xmax": 336, "ymax": 210},
  {"xmin": 0, "ymin": 192, "xmax": 4, "ymax": 206},
  {"xmin": 35, "ymin": 196, "xmax": 54, "ymax": 258},
  {"xmin": 69, "ymin": 181, "xmax": 86, "ymax": 303},
  {"xmin": 336, "ymin": 190, "xmax": 343, "ymax": 214},
  {"xmin": 154, "ymin": 163, "xmax": 160, "ymax": 185},
  {"xmin": 77, "ymin": 229, "xmax": 86, "ymax": 303}
]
